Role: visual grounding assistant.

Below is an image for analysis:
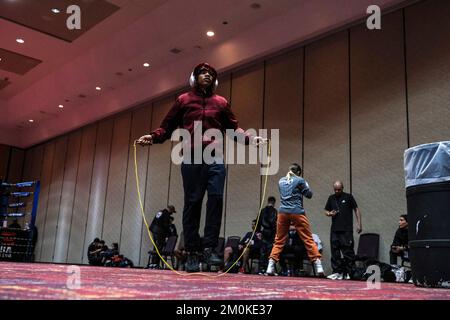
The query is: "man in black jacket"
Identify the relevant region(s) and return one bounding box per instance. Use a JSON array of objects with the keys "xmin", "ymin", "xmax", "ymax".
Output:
[
  {"xmin": 148, "ymin": 205, "xmax": 176, "ymax": 269},
  {"xmin": 390, "ymin": 214, "xmax": 409, "ymax": 265},
  {"xmin": 324, "ymin": 181, "xmax": 362, "ymax": 280}
]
